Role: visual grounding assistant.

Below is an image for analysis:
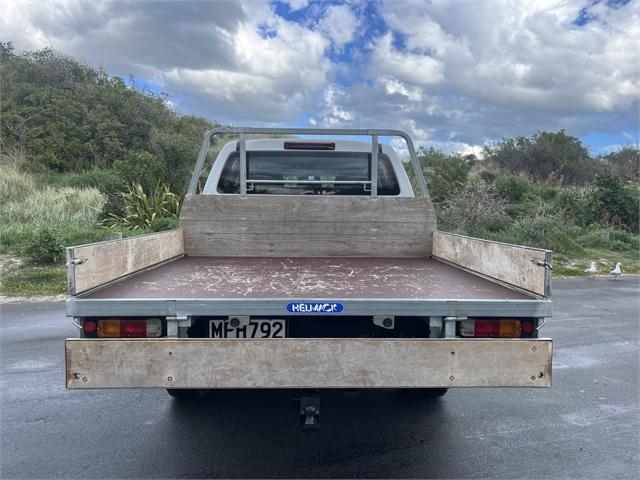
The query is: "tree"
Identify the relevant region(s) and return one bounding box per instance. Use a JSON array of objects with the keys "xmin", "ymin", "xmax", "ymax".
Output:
[
  {"xmin": 0, "ymin": 46, "xmax": 212, "ymax": 186},
  {"xmin": 484, "ymin": 130, "xmax": 596, "ymax": 186},
  {"xmin": 418, "ymin": 147, "xmax": 475, "ymax": 202},
  {"xmin": 590, "ymin": 169, "xmax": 640, "ymax": 232},
  {"xmin": 599, "ymin": 146, "xmax": 640, "ymax": 182}
]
